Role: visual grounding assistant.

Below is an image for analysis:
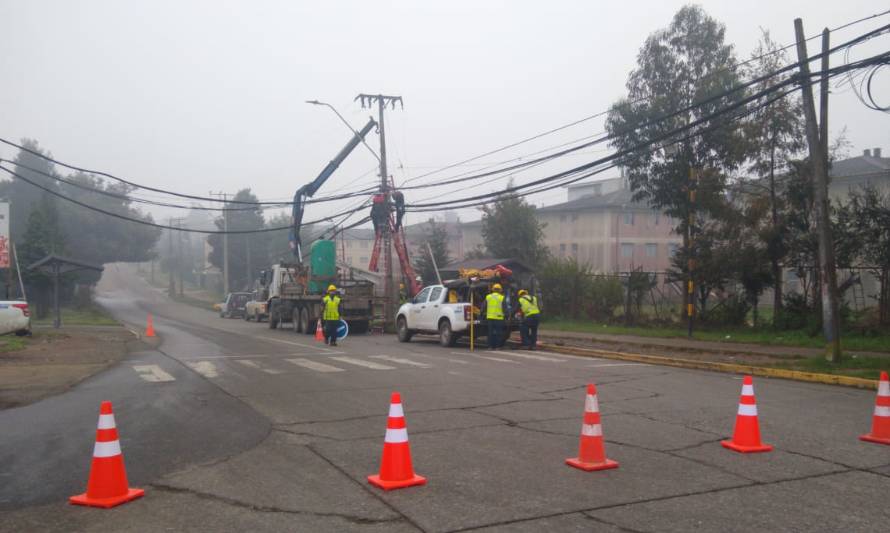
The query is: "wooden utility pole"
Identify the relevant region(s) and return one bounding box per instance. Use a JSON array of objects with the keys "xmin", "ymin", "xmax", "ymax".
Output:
[
  {"xmin": 167, "ymin": 218, "xmax": 175, "ymax": 296},
  {"xmin": 356, "ymin": 93, "xmax": 403, "ymax": 331},
  {"xmin": 210, "ymin": 192, "xmax": 230, "ymax": 296},
  {"xmin": 794, "ymin": 19, "xmax": 842, "ymax": 362},
  {"xmin": 687, "ymin": 168, "xmax": 698, "ymax": 338}
]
